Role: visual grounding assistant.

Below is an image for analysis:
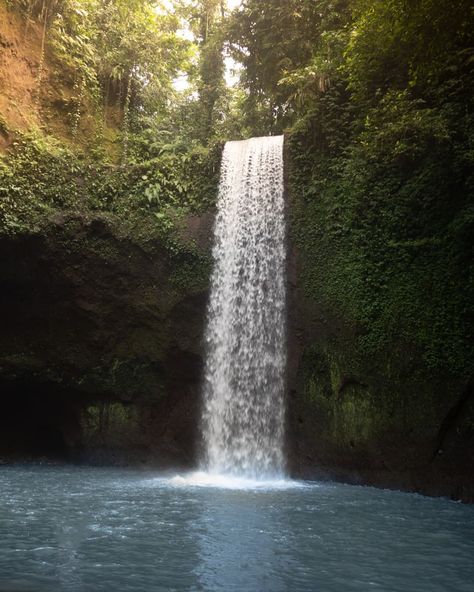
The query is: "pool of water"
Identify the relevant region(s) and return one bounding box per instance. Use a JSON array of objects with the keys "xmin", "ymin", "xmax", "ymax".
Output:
[{"xmin": 1, "ymin": 465, "xmax": 473, "ymax": 592}]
